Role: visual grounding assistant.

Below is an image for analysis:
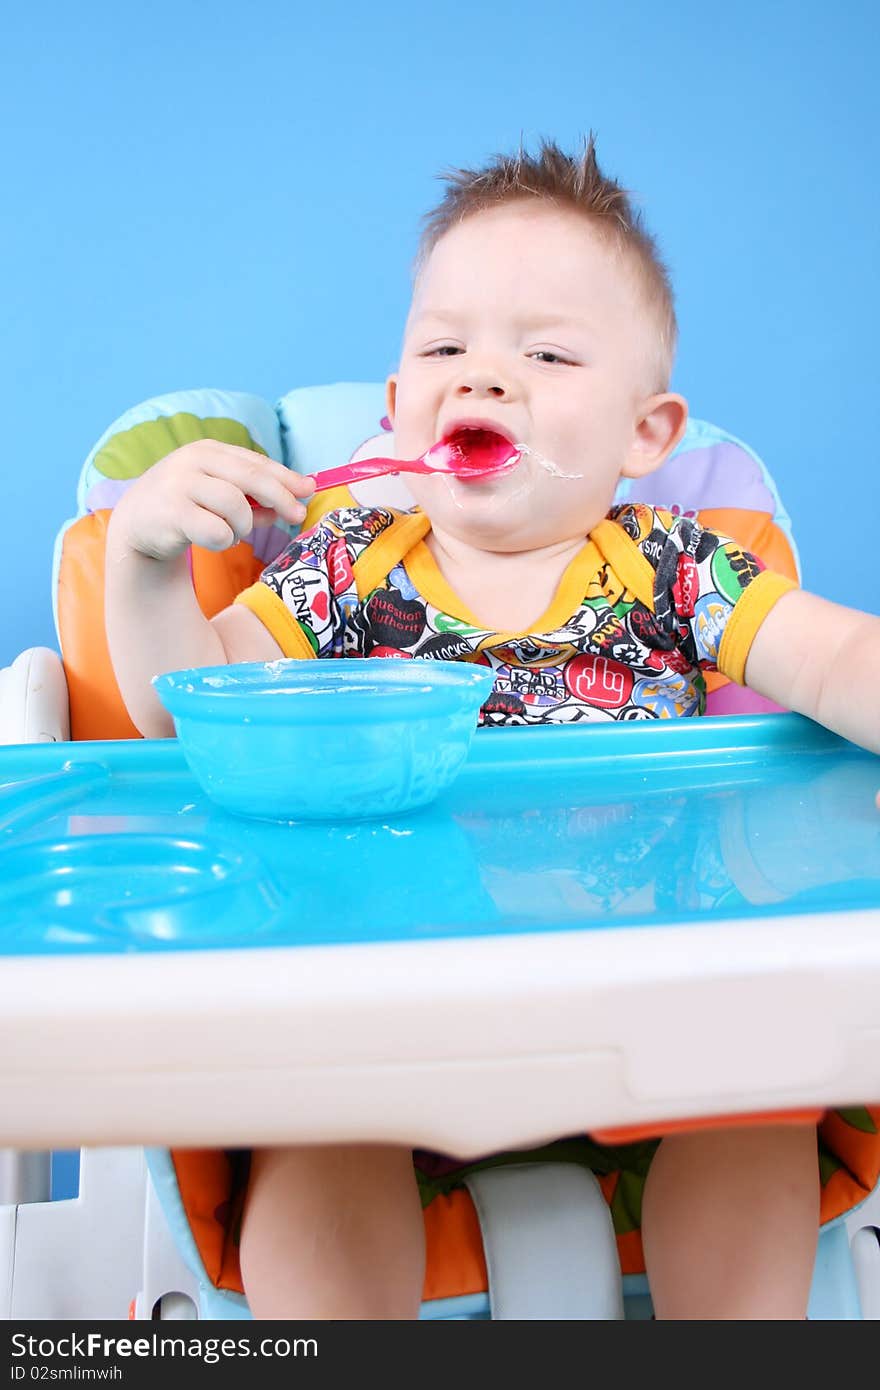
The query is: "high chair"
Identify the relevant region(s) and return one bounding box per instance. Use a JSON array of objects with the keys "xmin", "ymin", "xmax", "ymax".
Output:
[{"xmin": 1, "ymin": 383, "xmax": 879, "ymax": 1320}]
